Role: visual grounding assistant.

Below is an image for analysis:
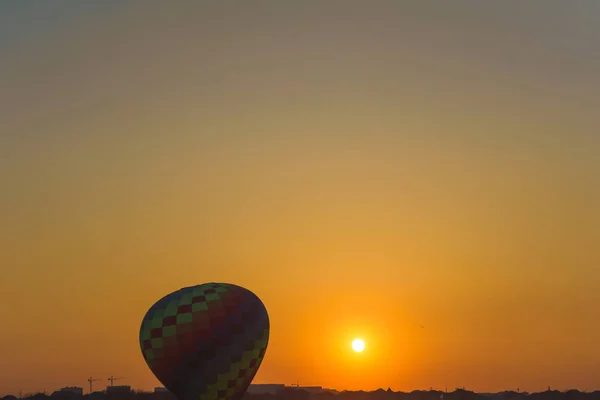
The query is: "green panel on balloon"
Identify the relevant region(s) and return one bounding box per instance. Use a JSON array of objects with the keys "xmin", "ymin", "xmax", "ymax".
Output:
[
  {"xmin": 151, "ymin": 317, "xmax": 163, "ymax": 329},
  {"xmin": 162, "ymin": 325, "xmax": 177, "ymax": 338},
  {"xmin": 192, "ymin": 302, "xmax": 208, "ymax": 312},
  {"xmin": 176, "ymin": 313, "xmax": 193, "ymax": 324},
  {"xmin": 141, "ymin": 329, "xmax": 151, "ymax": 341},
  {"xmin": 179, "ymin": 292, "xmax": 193, "ymax": 305},
  {"xmin": 164, "ymin": 303, "xmax": 178, "ymax": 317},
  {"xmin": 144, "ymin": 349, "xmax": 154, "ymax": 359},
  {"xmin": 205, "ymin": 293, "xmax": 220, "ymax": 302}
]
